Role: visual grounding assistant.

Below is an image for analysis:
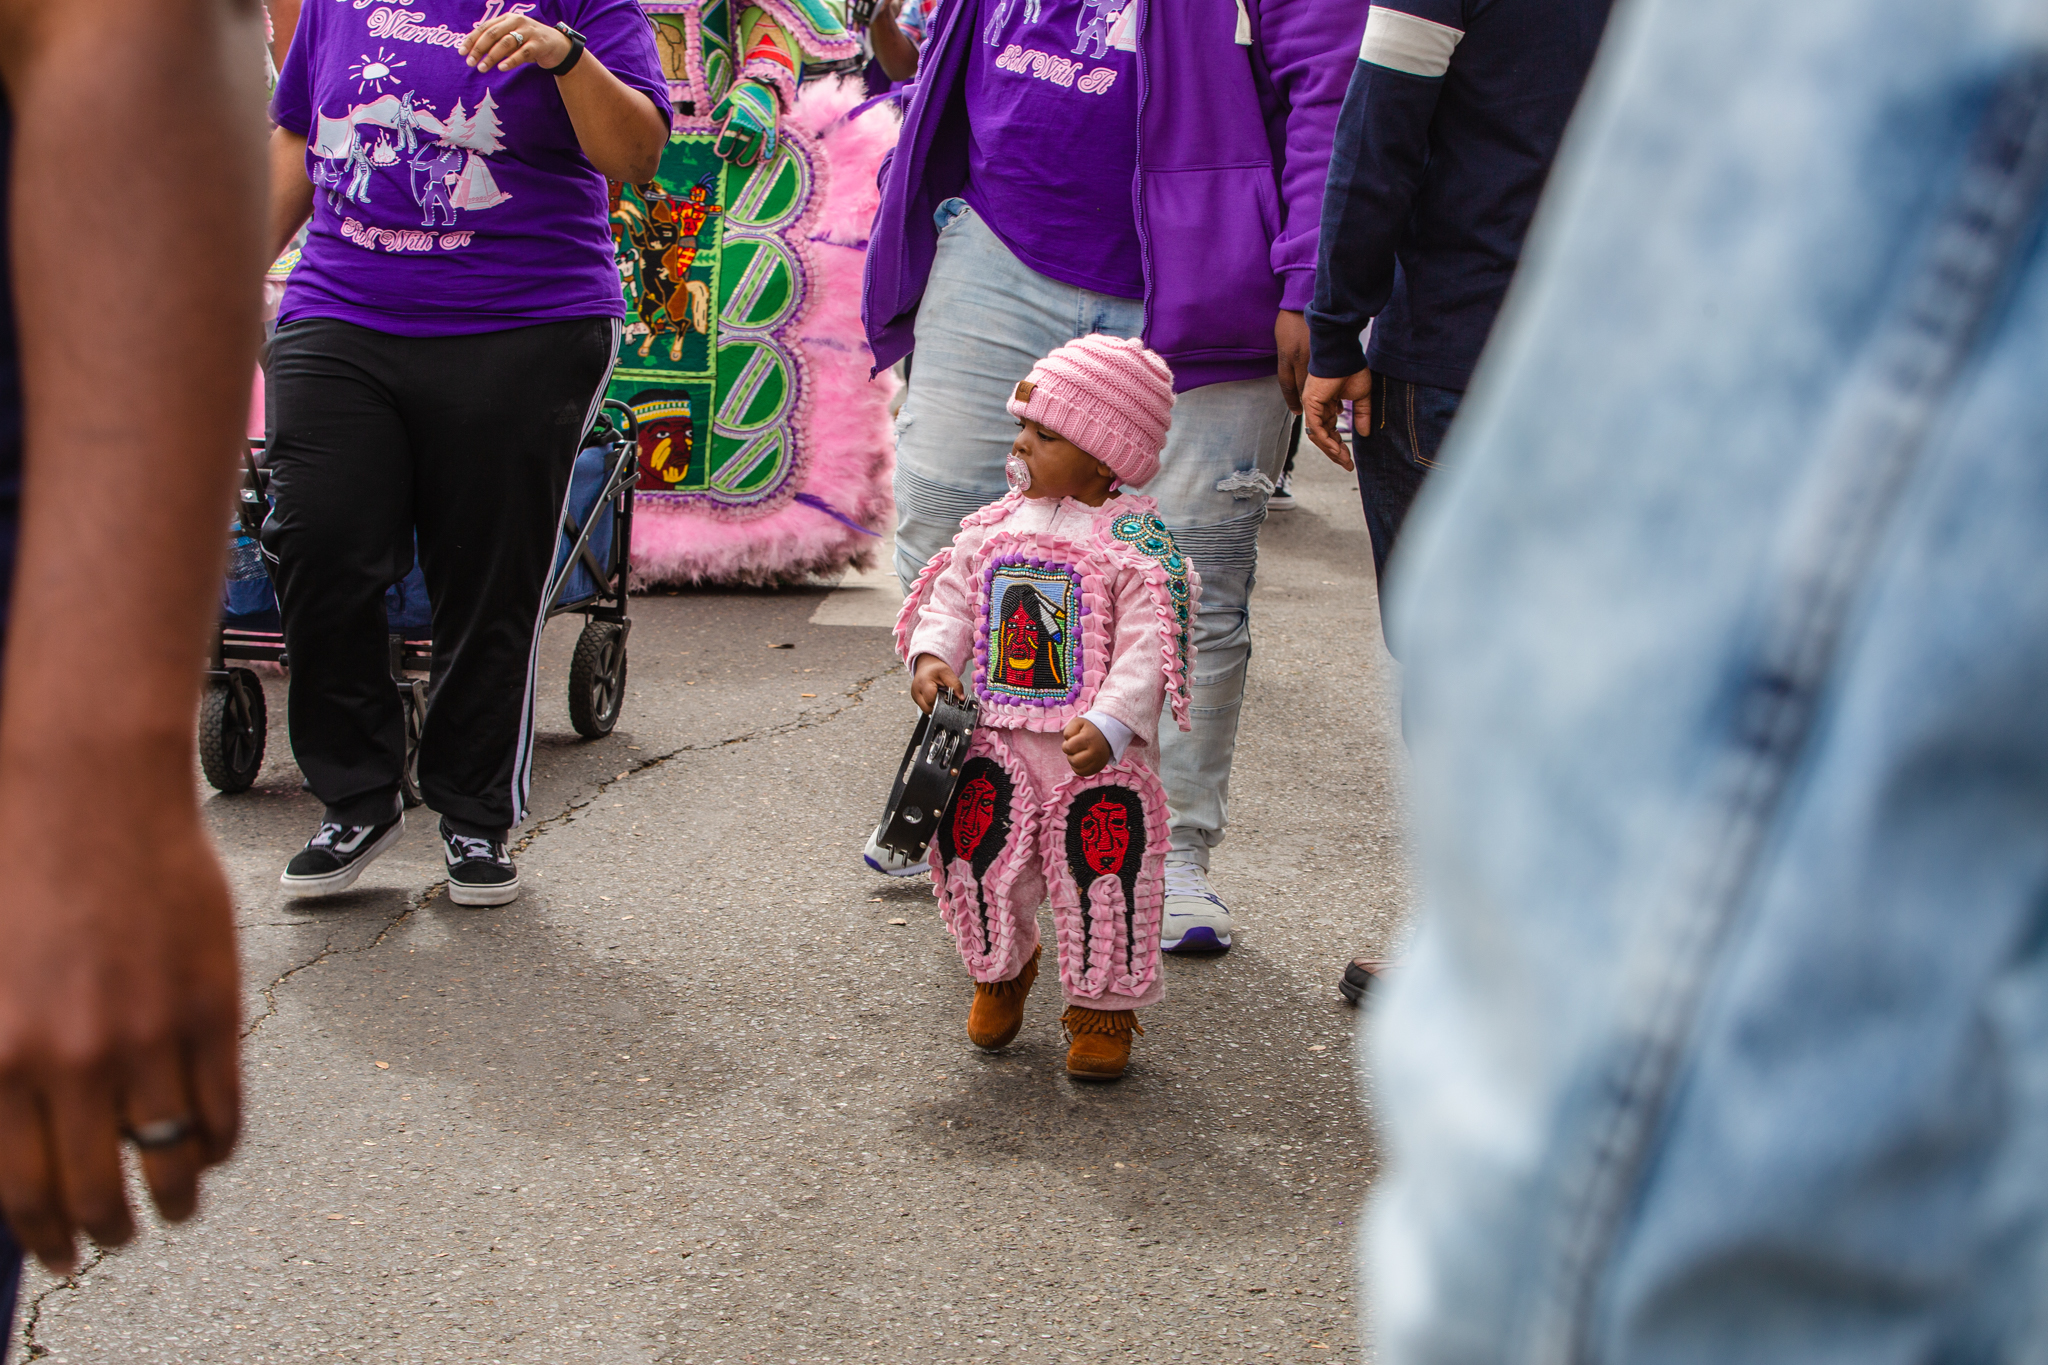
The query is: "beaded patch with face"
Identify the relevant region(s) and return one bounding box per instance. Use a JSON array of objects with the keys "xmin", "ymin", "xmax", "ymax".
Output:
[
  {"xmin": 1110, "ymin": 511, "xmax": 1193, "ymax": 701},
  {"xmin": 939, "ymin": 756, "xmax": 1014, "ymax": 959},
  {"xmin": 979, "ymin": 559, "xmax": 1085, "ymax": 707},
  {"xmin": 1060, "ymin": 783, "xmax": 1147, "ymax": 985}
]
